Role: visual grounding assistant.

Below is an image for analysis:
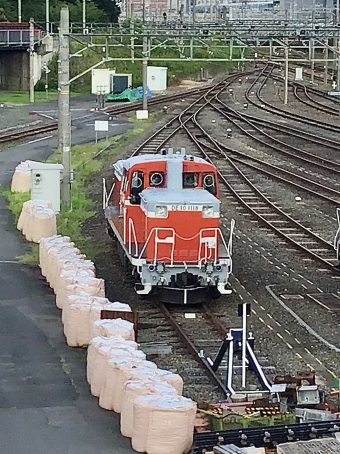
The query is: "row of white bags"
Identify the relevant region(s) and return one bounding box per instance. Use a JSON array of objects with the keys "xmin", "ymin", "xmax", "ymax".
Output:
[
  {"xmin": 87, "ymin": 335, "xmax": 196, "ymax": 454},
  {"xmin": 38, "ymin": 235, "xmax": 196, "ymax": 454},
  {"xmin": 17, "ymin": 200, "xmax": 57, "ymax": 243},
  {"xmin": 11, "ymin": 160, "xmax": 37, "ymax": 193}
]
